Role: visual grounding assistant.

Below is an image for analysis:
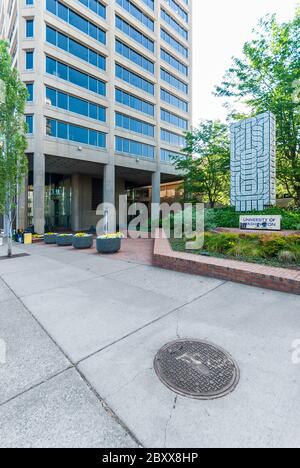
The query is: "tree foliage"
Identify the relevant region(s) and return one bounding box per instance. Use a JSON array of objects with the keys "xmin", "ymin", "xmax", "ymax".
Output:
[
  {"xmin": 0, "ymin": 40, "xmax": 28, "ymax": 255},
  {"xmin": 216, "ymin": 10, "xmax": 300, "ymax": 204},
  {"xmin": 173, "ymin": 120, "xmax": 230, "ymax": 207}
]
